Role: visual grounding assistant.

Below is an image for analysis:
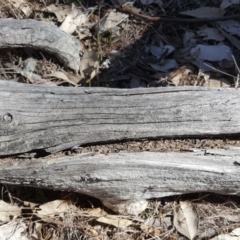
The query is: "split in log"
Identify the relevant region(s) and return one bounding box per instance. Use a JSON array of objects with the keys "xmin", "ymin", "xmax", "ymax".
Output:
[
  {"xmin": 0, "ymin": 149, "xmax": 240, "ymax": 202},
  {"xmin": 0, "ymin": 19, "xmax": 83, "ymax": 71},
  {"xmin": 1, "ymin": 80, "xmax": 240, "ymax": 156}
]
